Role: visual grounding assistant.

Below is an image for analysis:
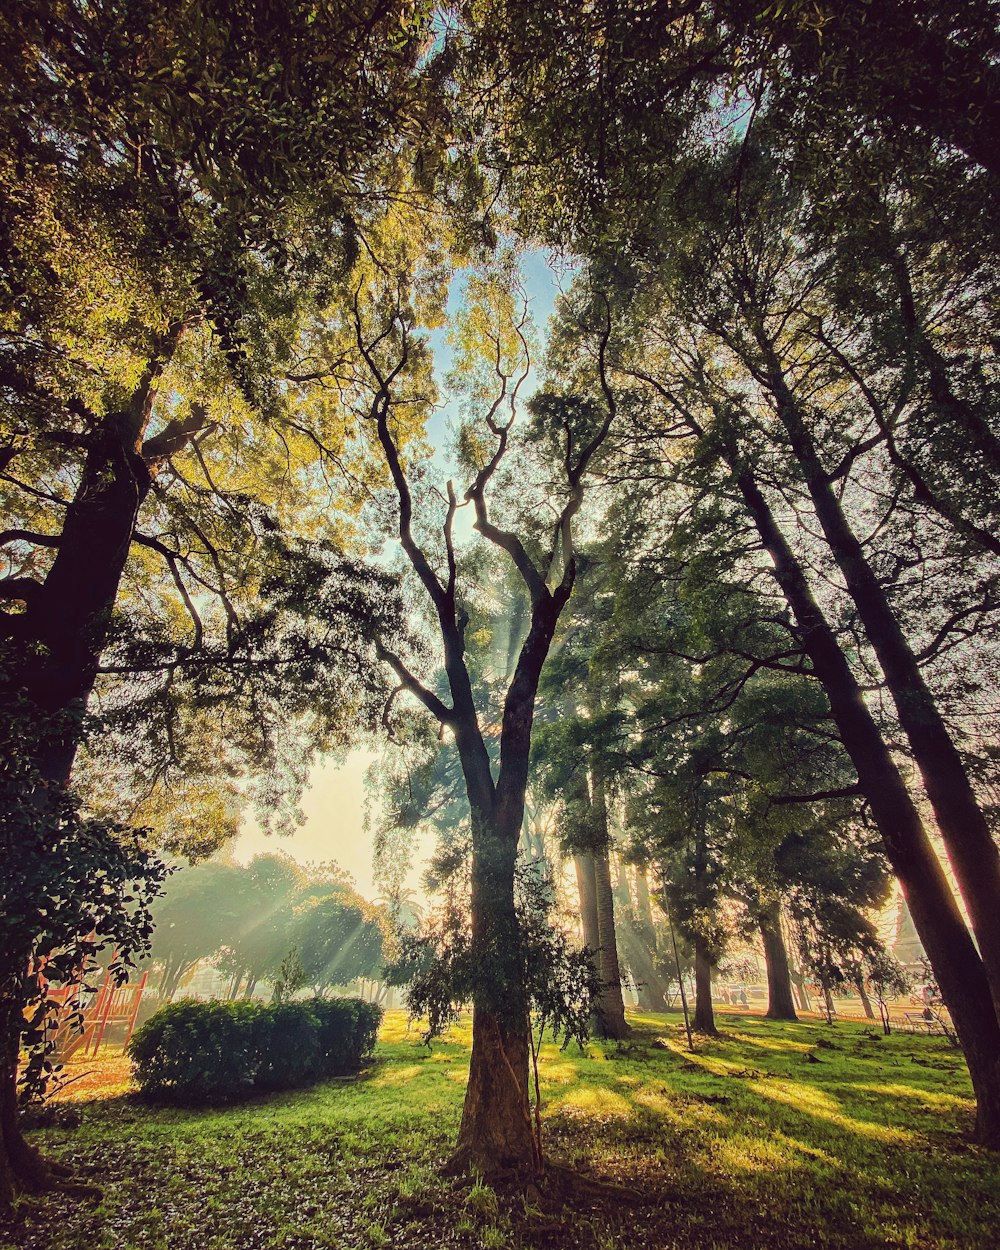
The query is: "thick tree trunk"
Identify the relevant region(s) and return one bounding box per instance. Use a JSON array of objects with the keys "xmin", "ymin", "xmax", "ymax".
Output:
[
  {"xmin": 574, "ymin": 852, "xmax": 601, "ymax": 955},
  {"xmin": 0, "ymin": 1008, "xmax": 78, "ymax": 1204},
  {"xmin": 590, "ymin": 774, "xmax": 631, "ymax": 1039},
  {"xmin": 452, "ymin": 1006, "xmax": 535, "ymax": 1174},
  {"xmin": 449, "ymin": 795, "xmax": 537, "ymax": 1175},
  {"xmin": 760, "ymin": 903, "xmax": 798, "ymax": 1021},
  {"xmin": 764, "ymin": 366, "xmax": 1000, "ymax": 1022},
  {"xmin": 734, "ymin": 459, "xmax": 1000, "ymax": 1146},
  {"xmin": 692, "ymin": 935, "xmax": 717, "ymax": 1034},
  {"xmin": 0, "ymin": 338, "xmax": 183, "ymax": 1203}
]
